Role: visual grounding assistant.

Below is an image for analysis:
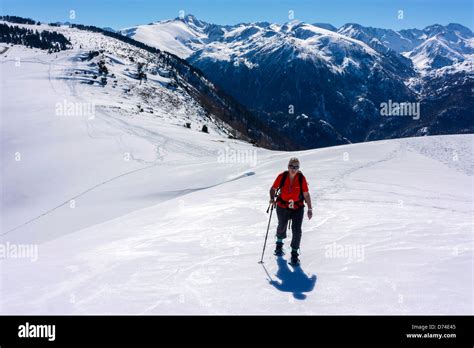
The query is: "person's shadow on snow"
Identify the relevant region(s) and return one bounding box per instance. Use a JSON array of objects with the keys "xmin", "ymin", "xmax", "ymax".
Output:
[{"xmin": 269, "ymin": 256, "xmax": 317, "ymax": 300}]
